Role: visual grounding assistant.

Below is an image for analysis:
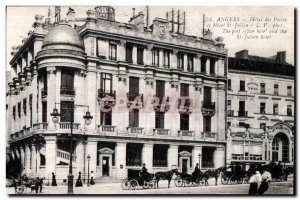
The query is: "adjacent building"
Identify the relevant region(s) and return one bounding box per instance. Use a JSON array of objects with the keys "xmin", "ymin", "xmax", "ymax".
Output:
[
  {"xmin": 6, "ymin": 6, "xmax": 228, "ymax": 182},
  {"xmin": 226, "ymin": 49, "xmax": 295, "ymax": 170}
]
